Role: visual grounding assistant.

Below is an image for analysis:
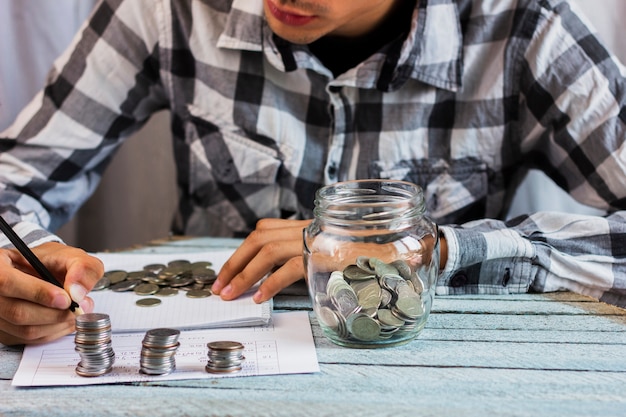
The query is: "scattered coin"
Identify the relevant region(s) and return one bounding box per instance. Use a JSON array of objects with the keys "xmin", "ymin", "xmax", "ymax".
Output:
[
  {"xmin": 136, "ymin": 298, "xmax": 162, "ymax": 307},
  {"xmin": 134, "ymin": 283, "xmax": 160, "ymax": 296},
  {"xmin": 186, "ymin": 289, "xmax": 212, "ymax": 298},
  {"xmin": 95, "ymin": 259, "xmax": 218, "ymax": 309},
  {"xmin": 92, "ymin": 276, "xmax": 111, "ymax": 291},
  {"xmin": 155, "ymin": 288, "xmax": 179, "ymax": 297},
  {"xmin": 105, "ymin": 270, "xmax": 128, "ymax": 284}
]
